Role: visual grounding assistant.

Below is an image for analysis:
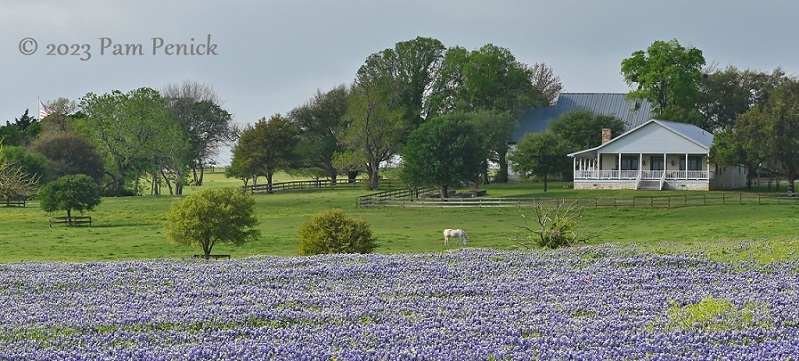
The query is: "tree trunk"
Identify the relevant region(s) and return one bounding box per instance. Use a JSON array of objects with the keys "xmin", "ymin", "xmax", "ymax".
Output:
[
  {"xmin": 266, "ymin": 172, "xmax": 274, "ymax": 193},
  {"xmin": 543, "ymin": 174, "xmax": 549, "ymax": 192},
  {"xmin": 196, "ymin": 166, "xmax": 205, "ymax": 186},
  {"xmin": 348, "ymin": 171, "xmax": 358, "ymax": 183},
  {"xmin": 495, "ymin": 152, "xmax": 509, "ymax": 183},
  {"xmin": 441, "ymin": 185, "xmax": 449, "ymax": 199},
  {"xmin": 367, "ymin": 162, "xmax": 380, "ymax": 190},
  {"xmin": 67, "ymin": 209, "xmax": 72, "ymax": 225},
  {"xmin": 329, "ymin": 171, "xmax": 338, "ymax": 187}
]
